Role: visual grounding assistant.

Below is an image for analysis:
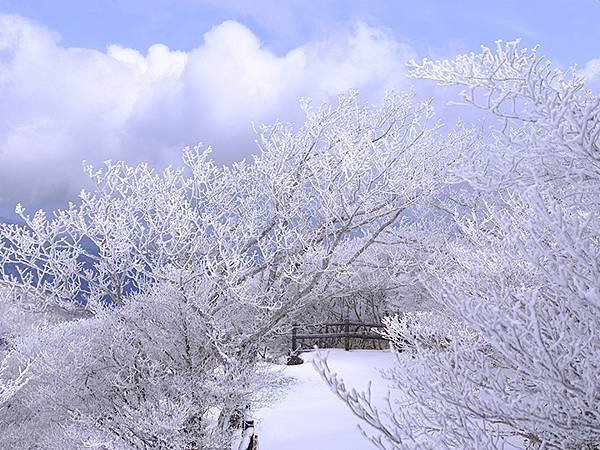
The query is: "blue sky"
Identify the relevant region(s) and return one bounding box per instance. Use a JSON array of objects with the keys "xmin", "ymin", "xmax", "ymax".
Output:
[
  {"xmin": 0, "ymin": 0, "xmax": 599, "ymax": 216},
  {"xmin": 2, "ymin": 0, "xmax": 599, "ymax": 64}
]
